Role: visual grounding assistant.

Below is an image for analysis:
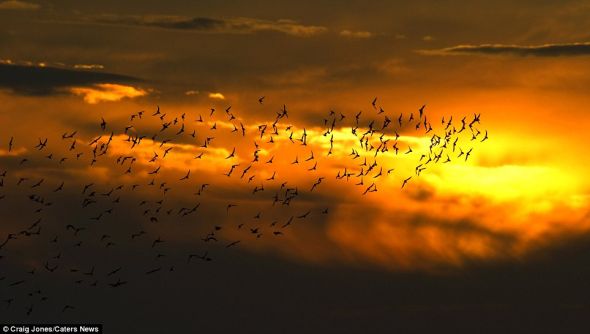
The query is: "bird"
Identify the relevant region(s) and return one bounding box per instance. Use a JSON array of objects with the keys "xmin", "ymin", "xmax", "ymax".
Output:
[
  {"xmin": 419, "ymin": 105, "xmax": 425, "ymax": 118},
  {"xmin": 35, "ymin": 138, "xmax": 48, "ymax": 150},
  {"xmin": 62, "ymin": 305, "xmax": 75, "ymax": 312},
  {"xmin": 402, "ymin": 176, "xmax": 412, "ymax": 188},
  {"xmin": 0, "ymin": 100, "xmax": 489, "ymax": 317},
  {"xmin": 481, "ymin": 130, "xmax": 488, "ymax": 142},
  {"xmin": 145, "ymin": 267, "xmax": 161, "ymax": 275},
  {"xmin": 109, "ymin": 279, "xmax": 127, "ymax": 288},
  {"xmin": 226, "ymin": 240, "xmax": 241, "ymax": 248},
  {"xmin": 226, "ymin": 147, "xmax": 236, "ymax": 159},
  {"xmin": 180, "ymin": 170, "xmax": 191, "ymax": 181}
]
